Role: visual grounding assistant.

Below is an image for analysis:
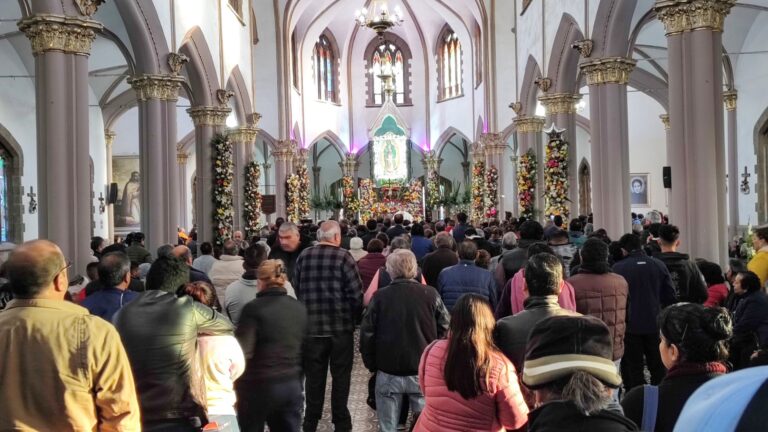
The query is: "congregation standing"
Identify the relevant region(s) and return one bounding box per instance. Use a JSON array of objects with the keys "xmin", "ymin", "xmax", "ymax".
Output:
[{"xmin": 2, "ymin": 212, "xmax": 768, "ymax": 431}]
